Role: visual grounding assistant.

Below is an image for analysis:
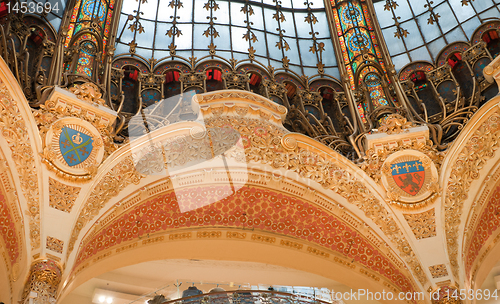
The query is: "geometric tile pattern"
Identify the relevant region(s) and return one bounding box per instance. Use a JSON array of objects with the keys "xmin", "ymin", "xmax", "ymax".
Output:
[
  {"xmin": 403, "ymin": 209, "xmax": 437, "ymax": 240},
  {"xmin": 428, "ymin": 264, "xmax": 448, "ymax": 278},
  {"xmin": 49, "ymin": 178, "xmax": 80, "ymax": 213},
  {"xmin": 46, "ymin": 236, "xmax": 64, "ymax": 254},
  {"xmin": 75, "ymin": 185, "xmax": 416, "ymax": 293}
]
